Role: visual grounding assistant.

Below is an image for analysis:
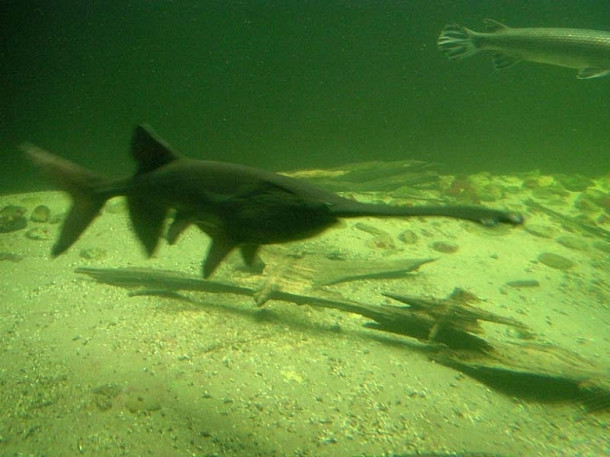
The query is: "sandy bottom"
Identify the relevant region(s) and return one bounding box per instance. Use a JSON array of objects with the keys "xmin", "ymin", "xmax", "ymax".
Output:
[{"xmin": 0, "ymin": 179, "xmax": 608, "ymax": 457}]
